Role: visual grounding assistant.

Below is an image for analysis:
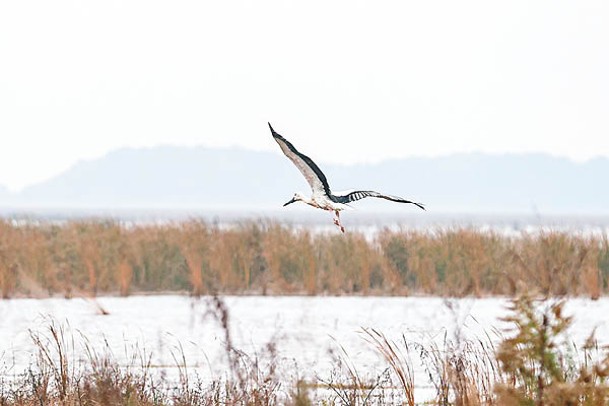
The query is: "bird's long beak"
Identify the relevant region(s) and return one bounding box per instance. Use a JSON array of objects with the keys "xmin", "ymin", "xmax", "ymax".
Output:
[{"xmin": 283, "ymin": 197, "xmax": 297, "ymax": 207}]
